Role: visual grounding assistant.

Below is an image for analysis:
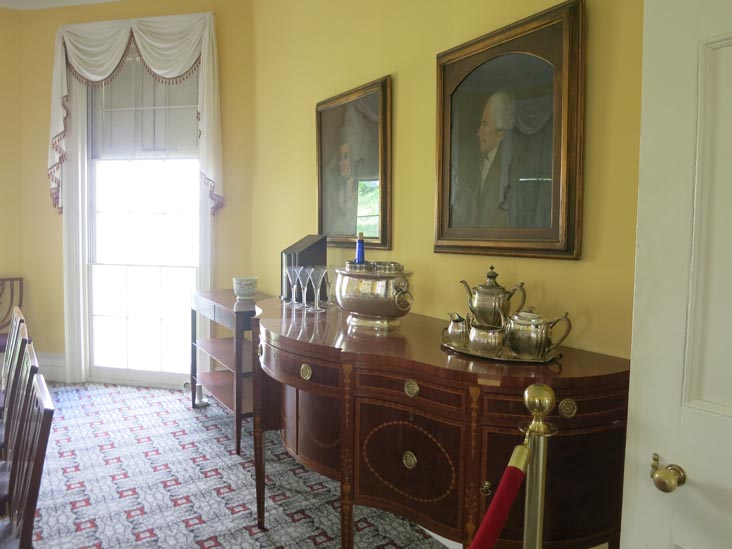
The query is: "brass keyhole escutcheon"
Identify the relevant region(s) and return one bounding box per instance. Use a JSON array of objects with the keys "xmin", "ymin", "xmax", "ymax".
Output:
[
  {"xmin": 402, "ymin": 451, "xmax": 418, "ymax": 470},
  {"xmin": 404, "ymin": 379, "xmax": 419, "ymax": 398},
  {"xmin": 650, "ymin": 453, "xmax": 686, "ymax": 493},
  {"xmin": 480, "ymin": 481, "xmax": 493, "ymax": 496},
  {"xmin": 300, "ymin": 363, "xmax": 312, "ymax": 381}
]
